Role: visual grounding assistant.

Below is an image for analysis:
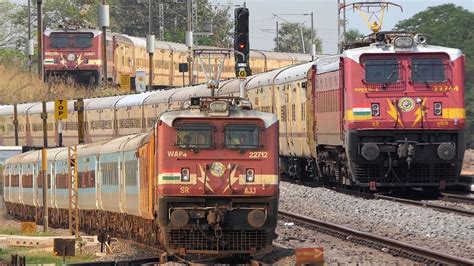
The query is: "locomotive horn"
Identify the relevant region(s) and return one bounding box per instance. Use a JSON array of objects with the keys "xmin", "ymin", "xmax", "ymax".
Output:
[{"xmin": 415, "ymin": 34, "xmax": 427, "ymax": 44}]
